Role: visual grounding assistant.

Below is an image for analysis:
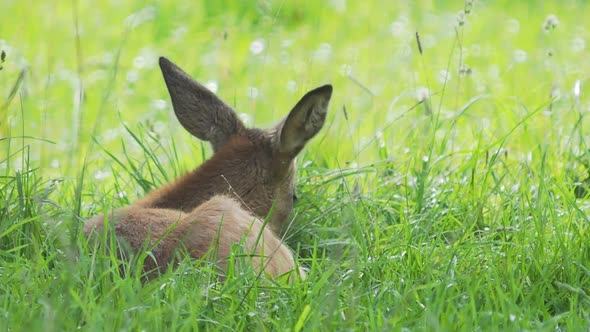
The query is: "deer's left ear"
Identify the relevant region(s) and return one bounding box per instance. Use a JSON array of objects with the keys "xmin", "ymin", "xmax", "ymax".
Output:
[
  {"xmin": 277, "ymin": 85, "xmax": 332, "ymax": 158},
  {"xmin": 159, "ymin": 57, "xmax": 244, "ymax": 151}
]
